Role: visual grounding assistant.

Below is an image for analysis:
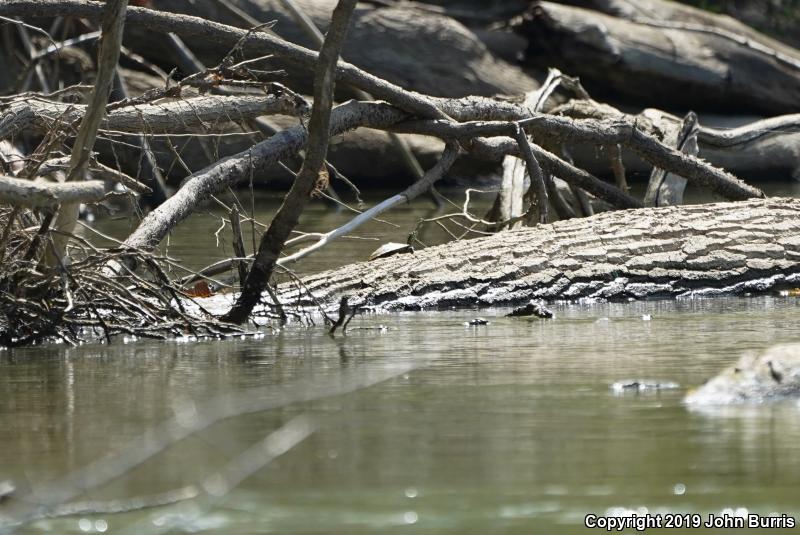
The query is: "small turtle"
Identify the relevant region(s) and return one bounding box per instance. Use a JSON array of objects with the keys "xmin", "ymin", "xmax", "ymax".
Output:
[{"xmin": 369, "ymin": 242, "xmax": 413, "ymax": 261}]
